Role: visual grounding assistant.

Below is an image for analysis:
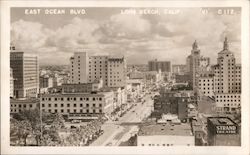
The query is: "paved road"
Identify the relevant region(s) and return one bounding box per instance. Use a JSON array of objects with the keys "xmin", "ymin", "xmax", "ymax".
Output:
[{"xmin": 90, "ymin": 94, "xmax": 154, "ymax": 146}]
